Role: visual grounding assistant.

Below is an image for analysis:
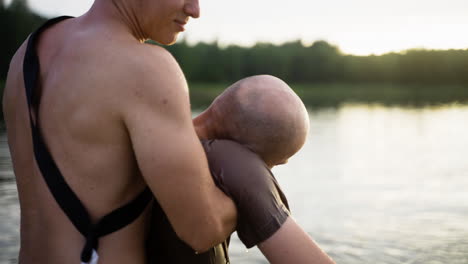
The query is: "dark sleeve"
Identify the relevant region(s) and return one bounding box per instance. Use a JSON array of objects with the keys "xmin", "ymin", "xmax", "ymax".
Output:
[
  {"xmin": 202, "ymin": 139, "xmax": 291, "ymax": 248},
  {"xmin": 146, "ymin": 200, "xmax": 229, "ymax": 264}
]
